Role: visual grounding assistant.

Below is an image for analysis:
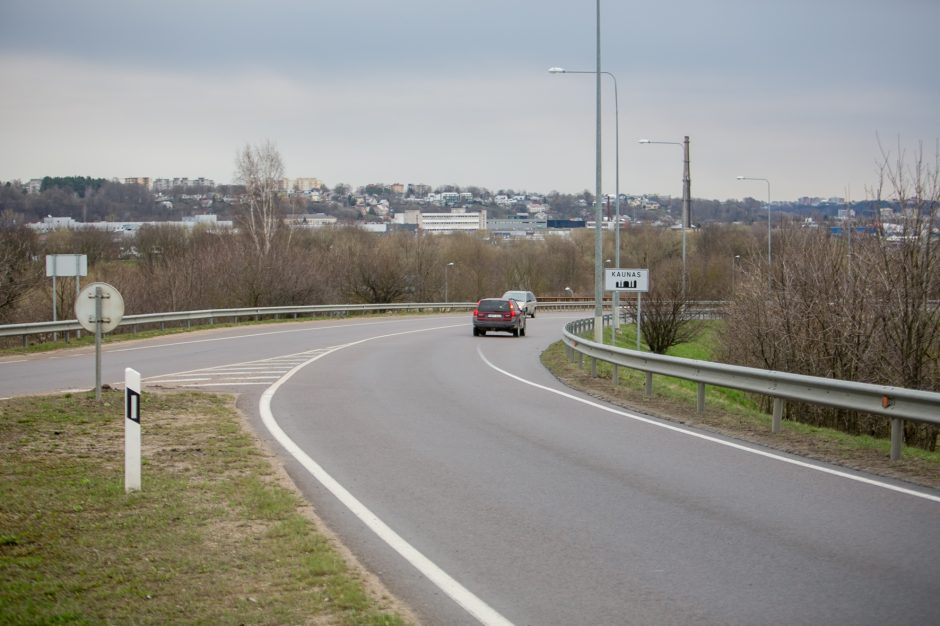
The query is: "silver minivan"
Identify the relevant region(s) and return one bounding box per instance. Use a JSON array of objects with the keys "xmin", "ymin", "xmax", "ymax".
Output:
[{"xmin": 501, "ymin": 290, "xmax": 537, "ymax": 318}]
